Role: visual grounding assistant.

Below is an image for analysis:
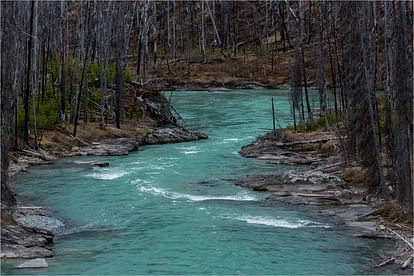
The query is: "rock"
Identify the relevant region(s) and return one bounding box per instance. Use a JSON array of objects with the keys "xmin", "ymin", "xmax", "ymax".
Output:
[
  {"xmin": 1, "ymin": 245, "xmax": 54, "ymax": 259},
  {"xmin": 15, "ymin": 258, "xmax": 48, "ymax": 269},
  {"xmin": 91, "ymin": 161, "xmax": 109, "ymax": 167},
  {"xmin": 236, "ymin": 170, "xmax": 343, "ymax": 192},
  {"xmin": 71, "ymin": 137, "xmax": 140, "ymax": 157},
  {"xmin": 266, "ymin": 192, "xmax": 342, "ymax": 205},
  {"xmin": 1, "ymin": 224, "xmax": 53, "ymax": 247},
  {"xmin": 207, "ymin": 87, "xmax": 231, "ymax": 92},
  {"xmin": 72, "ymin": 146, "xmax": 79, "ymax": 151},
  {"xmin": 15, "ymin": 215, "xmax": 64, "ymax": 234},
  {"xmin": 320, "ymin": 140, "xmax": 335, "ymax": 155},
  {"xmin": 345, "ymin": 221, "xmax": 377, "ymax": 233},
  {"xmin": 143, "ymin": 127, "xmax": 208, "ymax": 145},
  {"xmin": 343, "ymin": 167, "xmax": 366, "ymax": 183}
]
